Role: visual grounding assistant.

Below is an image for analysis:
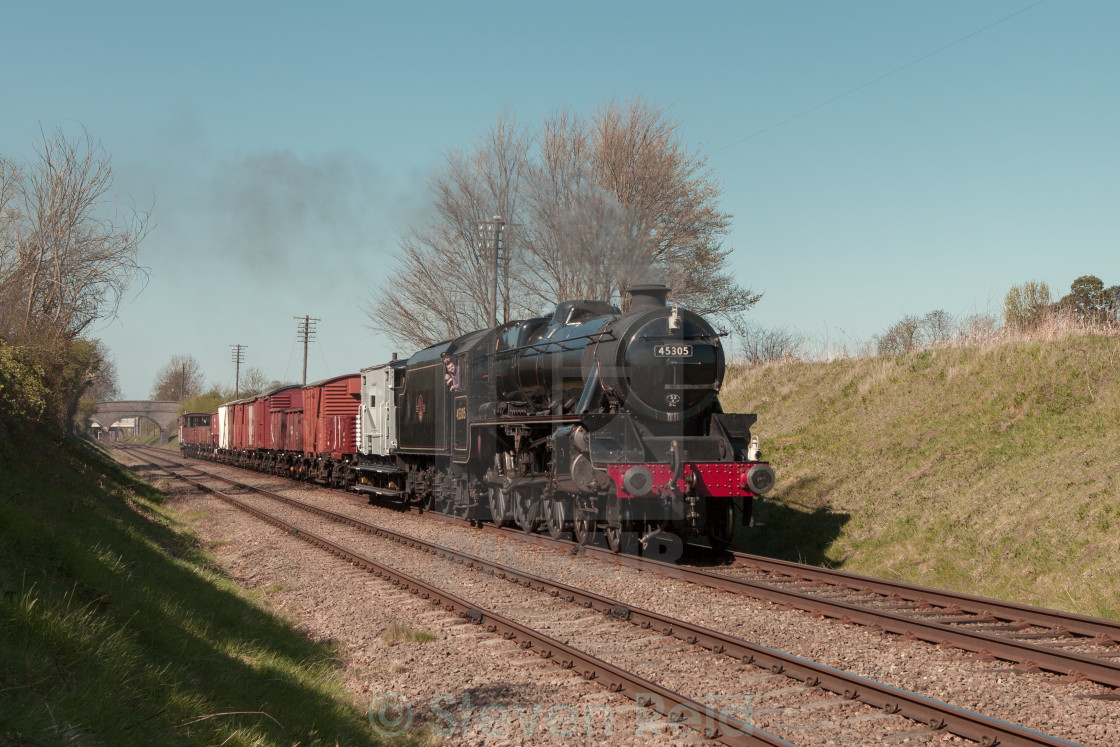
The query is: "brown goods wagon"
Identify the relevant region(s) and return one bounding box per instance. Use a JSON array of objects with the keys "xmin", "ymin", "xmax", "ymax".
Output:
[
  {"xmin": 232, "ymin": 399, "xmax": 252, "ymax": 451},
  {"xmin": 178, "ymin": 412, "xmax": 213, "ymax": 447},
  {"xmin": 245, "ymin": 395, "xmax": 272, "ymax": 450},
  {"xmin": 265, "ymin": 385, "xmax": 303, "ymax": 451},
  {"xmin": 302, "ymin": 374, "xmax": 361, "ymax": 459},
  {"xmin": 279, "ymin": 408, "xmax": 303, "ymax": 452}
]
